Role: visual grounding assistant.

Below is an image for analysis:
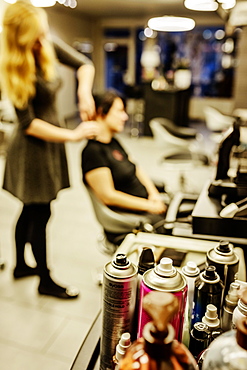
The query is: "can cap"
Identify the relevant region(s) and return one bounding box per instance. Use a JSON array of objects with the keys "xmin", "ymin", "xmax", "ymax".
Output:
[
  {"xmin": 155, "ymin": 257, "xmax": 176, "ymax": 277},
  {"xmin": 192, "ymin": 322, "xmax": 209, "ymax": 339},
  {"xmin": 201, "ymin": 265, "xmax": 220, "ymax": 282},
  {"xmin": 226, "ymin": 282, "xmax": 240, "ymax": 305},
  {"xmin": 182, "ymin": 261, "xmax": 200, "ymax": 277},
  {"xmin": 216, "ymin": 240, "xmax": 231, "ymax": 253},
  {"xmin": 202, "ymin": 304, "xmax": 220, "ymax": 329},
  {"xmin": 138, "ymin": 247, "xmax": 155, "ymax": 275},
  {"xmin": 115, "ymin": 332, "xmax": 131, "ymax": 361}
]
